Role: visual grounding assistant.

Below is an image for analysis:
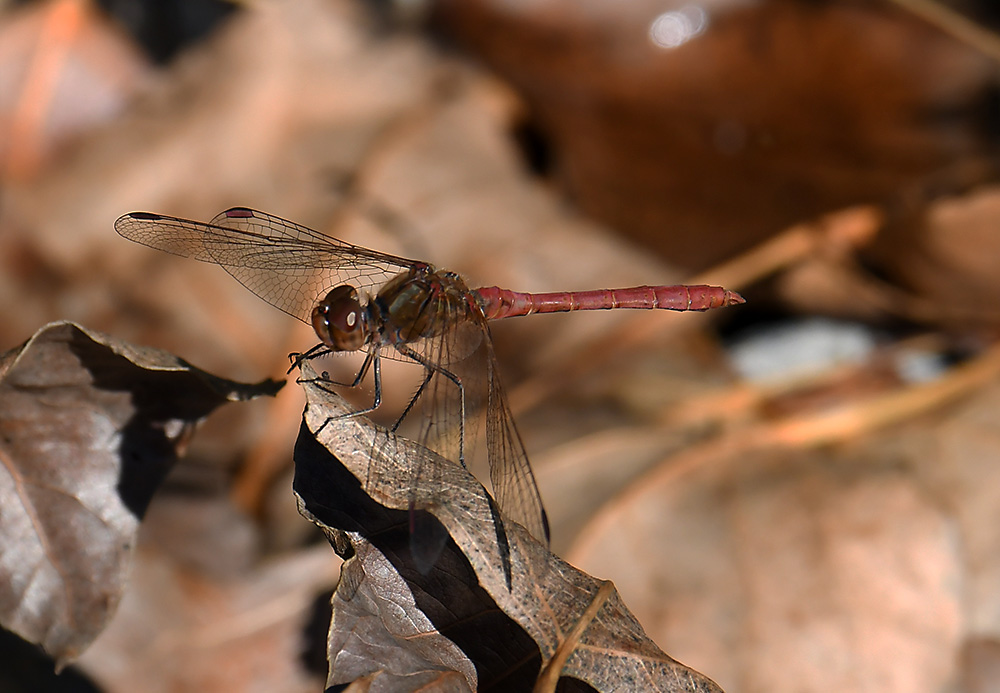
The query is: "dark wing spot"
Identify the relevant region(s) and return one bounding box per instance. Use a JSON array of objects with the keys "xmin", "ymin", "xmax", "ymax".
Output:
[{"xmin": 224, "ymin": 207, "xmax": 255, "ymax": 219}]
